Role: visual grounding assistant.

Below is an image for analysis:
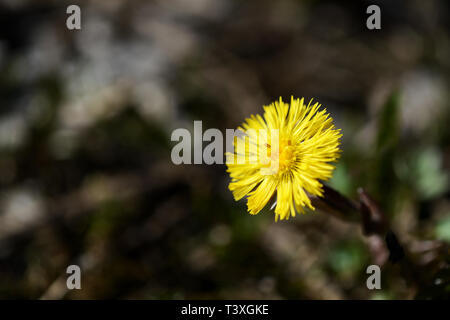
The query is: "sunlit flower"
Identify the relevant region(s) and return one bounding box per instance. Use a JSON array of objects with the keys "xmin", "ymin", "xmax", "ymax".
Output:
[{"xmin": 226, "ymin": 97, "xmax": 342, "ymax": 221}]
